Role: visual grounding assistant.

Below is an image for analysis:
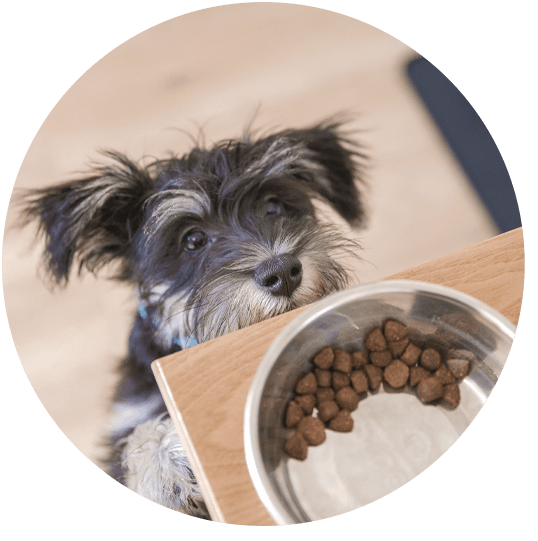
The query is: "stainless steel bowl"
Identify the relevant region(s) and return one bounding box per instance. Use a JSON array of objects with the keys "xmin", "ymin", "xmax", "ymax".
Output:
[{"xmin": 244, "ymin": 280, "xmax": 515, "ymax": 524}]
